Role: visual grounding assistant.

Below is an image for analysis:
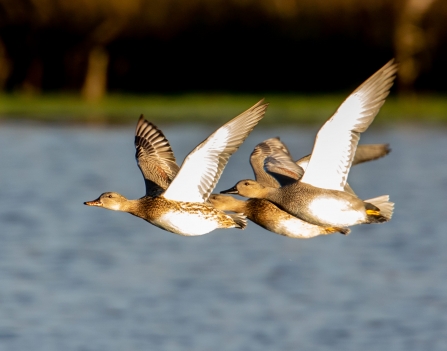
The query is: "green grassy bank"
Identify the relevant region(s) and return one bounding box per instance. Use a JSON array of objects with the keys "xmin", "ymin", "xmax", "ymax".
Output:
[{"xmin": 0, "ymin": 93, "xmax": 445, "ymax": 125}]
